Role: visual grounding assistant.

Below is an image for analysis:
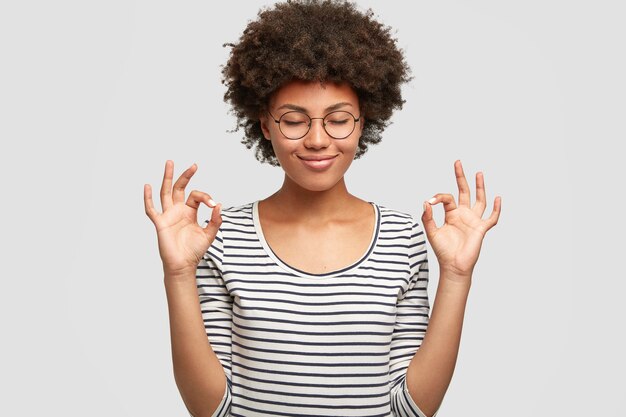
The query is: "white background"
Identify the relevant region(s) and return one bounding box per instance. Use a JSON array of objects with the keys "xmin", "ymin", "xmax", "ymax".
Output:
[{"xmin": 1, "ymin": 0, "xmax": 623, "ymax": 415}]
